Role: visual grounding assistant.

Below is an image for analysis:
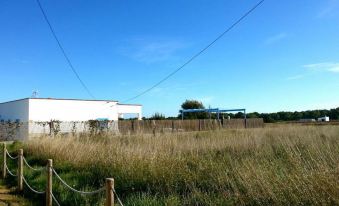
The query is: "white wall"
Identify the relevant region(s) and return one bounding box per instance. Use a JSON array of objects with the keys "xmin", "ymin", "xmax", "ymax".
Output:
[
  {"xmin": 117, "ymin": 104, "xmax": 142, "ymax": 120},
  {"xmin": 29, "ymin": 99, "xmax": 120, "ymax": 121},
  {"xmin": 0, "ymin": 99, "xmax": 29, "ymax": 122},
  {"xmin": 0, "ymin": 98, "xmax": 142, "ymax": 140}
]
